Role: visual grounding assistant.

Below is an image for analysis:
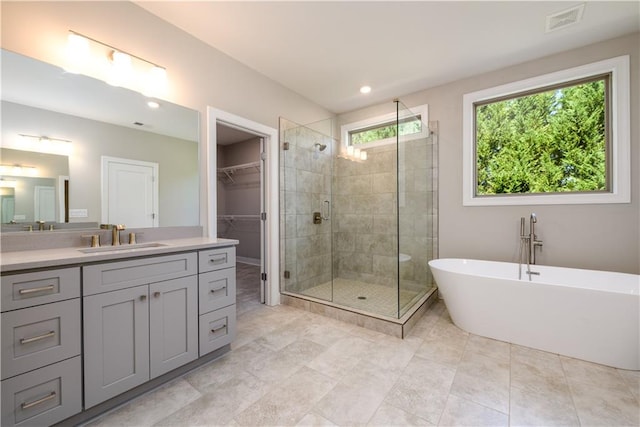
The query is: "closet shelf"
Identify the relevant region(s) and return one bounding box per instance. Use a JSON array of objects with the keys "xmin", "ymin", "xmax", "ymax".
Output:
[
  {"xmin": 217, "ymin": 161, "xmax": 260, "ymax": 184},
  {"xmin": 217, "ymin": 215, "xmax": 261, "ymax": 222}
]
